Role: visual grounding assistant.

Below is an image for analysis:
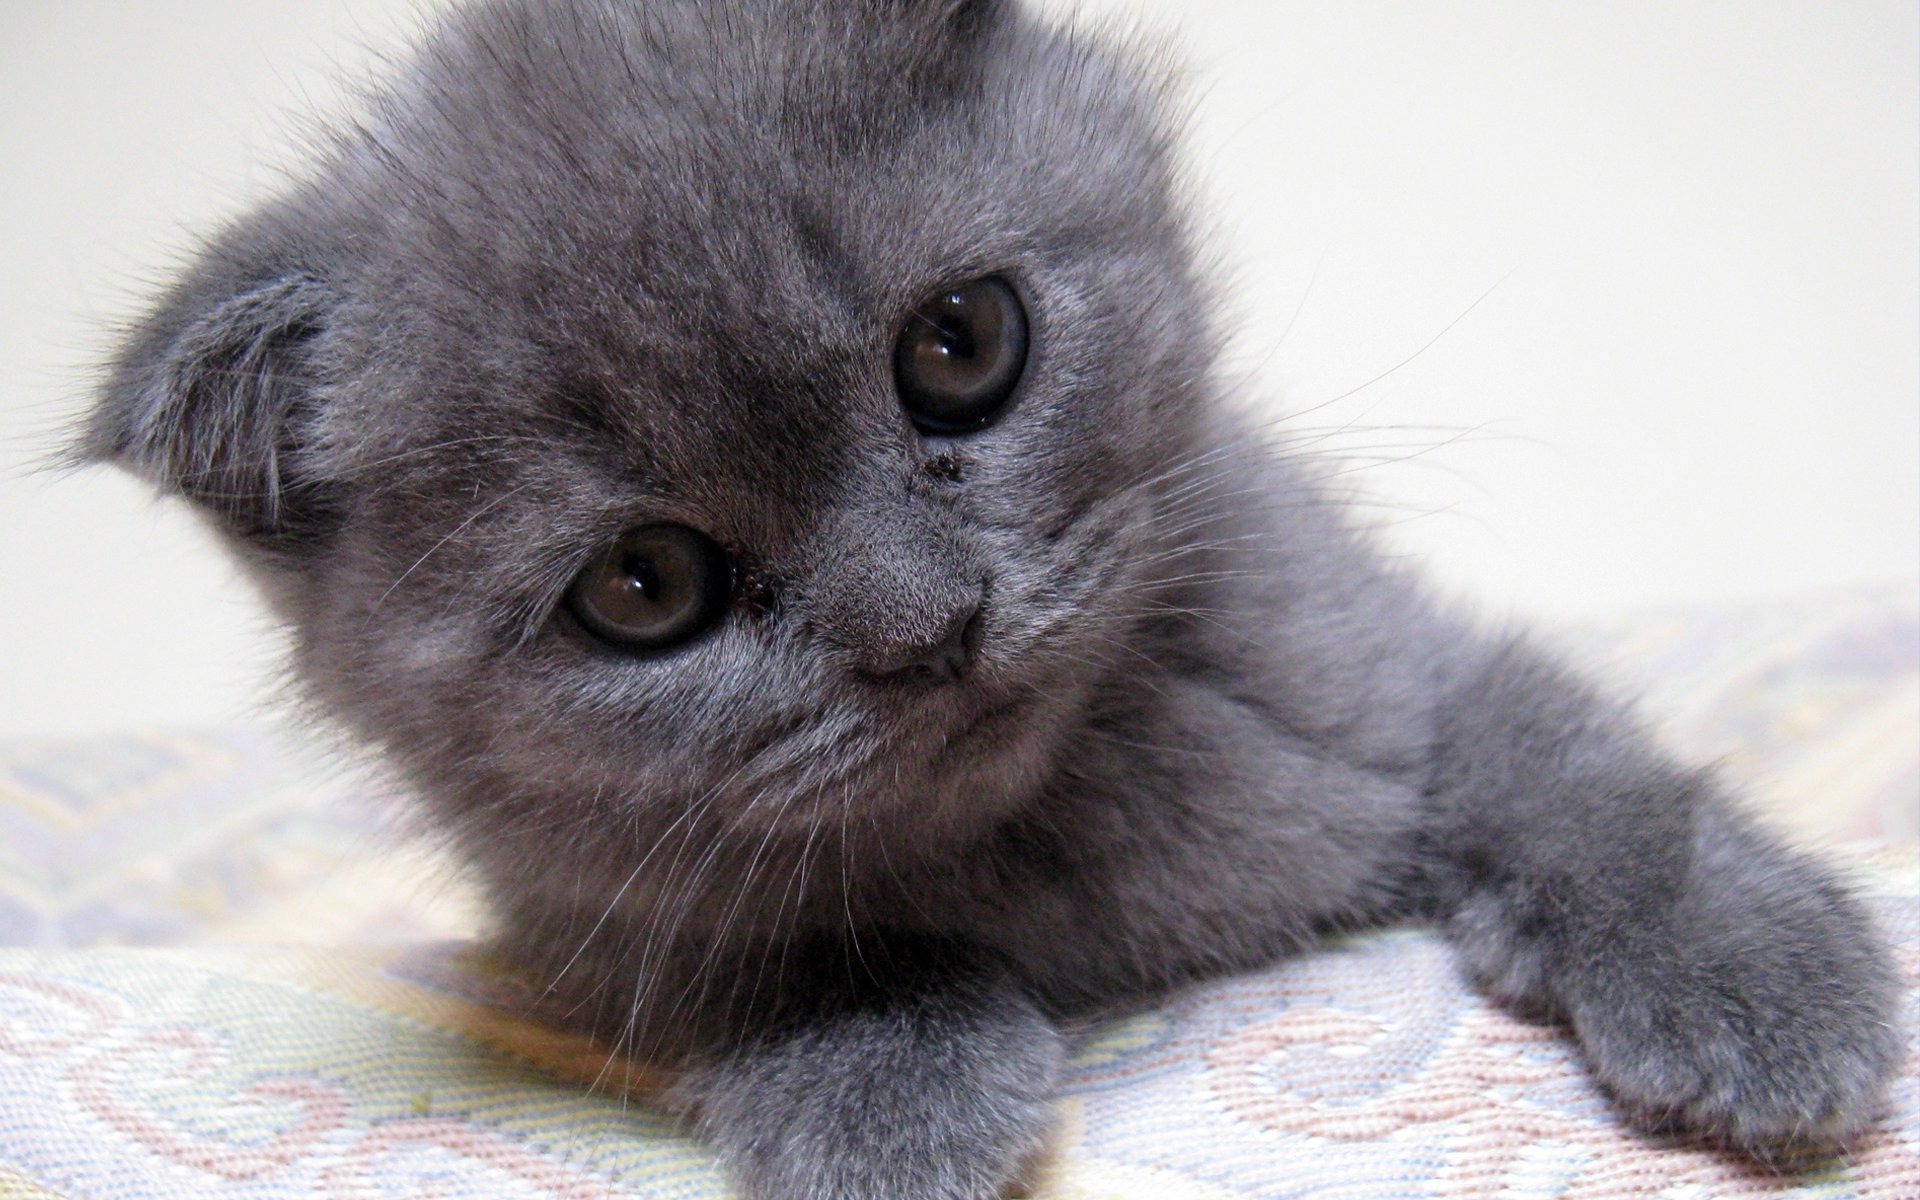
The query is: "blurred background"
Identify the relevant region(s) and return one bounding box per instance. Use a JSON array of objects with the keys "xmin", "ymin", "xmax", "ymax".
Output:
[{"xmin": 3, "ymin": 0, "xmax": 1916, "ymax": 737}]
